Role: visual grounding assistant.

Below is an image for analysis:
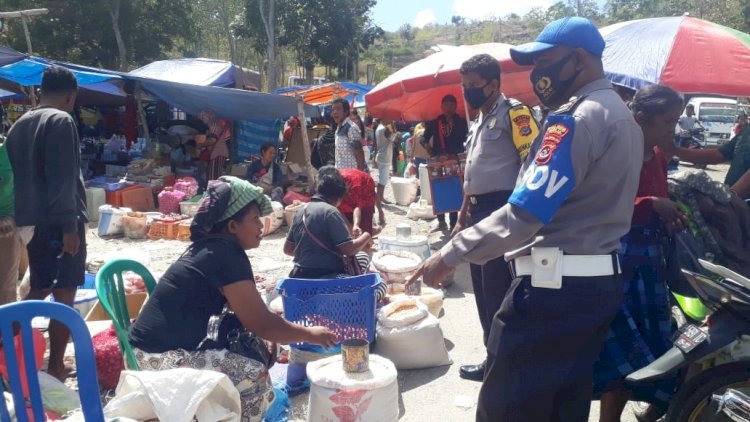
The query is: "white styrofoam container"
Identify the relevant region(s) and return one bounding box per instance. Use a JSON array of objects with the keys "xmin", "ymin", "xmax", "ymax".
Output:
[{"xmin": 97, "ymin": 205, "xmax": 132, "ymax": 237}]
